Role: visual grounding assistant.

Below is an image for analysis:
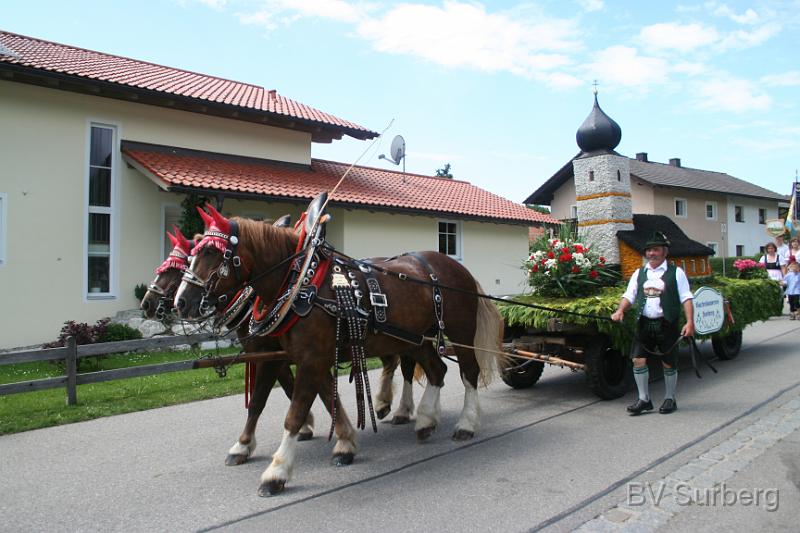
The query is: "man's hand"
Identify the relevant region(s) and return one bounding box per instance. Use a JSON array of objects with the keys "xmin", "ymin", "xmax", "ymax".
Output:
[
  {"xmin": 681, "ymin": 321, "xmax": 695, "ymax": 338},
  {"xmin": 611, "ymin": 309, "xmax": 625, "ymax": 322}
]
